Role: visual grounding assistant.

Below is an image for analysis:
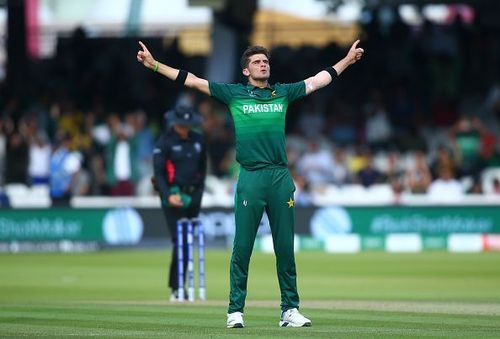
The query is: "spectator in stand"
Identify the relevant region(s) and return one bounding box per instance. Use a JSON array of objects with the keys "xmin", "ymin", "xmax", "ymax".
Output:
[
  {"xmin": 331, "ymin": 146, "xmax": 352, "ymax": 185},
  {"xmin": 57, "ymin": 100, "xmax": 86, "ymax": 149},
  {"xmin": 291, "ymin": 170, "xmax": 313, "ymax": 206},
  {"xmin": 89, "ymin": 151, "xmax": 108, "ymax": 195},
  {"xmin": 484, "ymin": 81, "xmax": 500, "ymax": 124},
  {"xmin": 130, "ymin": 109, "xmax": 155, "ymax": 196},
  {"xmin": 388, "ymin": 83, "xmax": 417, "ymax": 138},
  {"xmin": 28, "ymin": 133, "xmax": 52, "ymax": 186},
  {"xmin": 493, "ymin": 178, "xmax": 500, "ymax": 194},
  {"xmin": 430, "ymin": 145, "xmax": 458, "ymax": 180},
  {"xmin": 449, "ymin": 115, "xmax": 482, "ymax": 177},
  {"xmin": 105, "ymin": 125, "xmax": 139, "ymax": 196},
  {"xmin": 364, "ymin": 89, "xmax": 393, "ymax": 150},
  {"xmin": 49, "ymin": 132, "xmax": 82, "ymax": 205},
  {"xmin": 427, "ymin": 165, "xmax": 463, "ymax": 201},
  {"xmin": 92, "ymin": 112, "xmax": 121, "ymax": 147},
  {"xmin": 348, "ymin": 145, "xmax": 369, "ymax": 175},
  {"xmin": 467, "ymin": 175, "xmax": 483, "ymax": 194},
  {"xmin": 405, "ymin": 150, "xmax": 432, "ymax": 193},
  {"xmin": 286, "ymin": 145, "xmax": 300, "ymax": 172},
  {"xmin": 329, "ymin": 109, "xmax": 357, "ymax": 145},
  {"xmin": 383, "ymin": 151, "xmax": 405, "ymax": 196},
  {"xmin": 80, "ymin": 110, "xmax": 106, "ymax": 195},
  {"xmin": 0, "ymin": 187, "xmax": 9, "ymax": 207},
  {"xmin": 5, "ymin": 128, "xmax": 29, "ymax": 185},
  {"xmin": 0, "ymin": 119, "xmax": 6, "ymax": 185},
  {"xmin": 296, "ymin": 139, "xmax": 334, "ymax": 186},
  {"xmin": 90, "ymin": 112, "xmax": 121, "ymax": 195},
  {"xmin": 476, "ymin": 116, "xmax": 497, "ymax": 165},
  {"xmin": 132, "ymin": 109, "xmax": 155, "ymax": 179},
  {"xmin": 383, "ymin": 152, "xmax": 405, "ymax": 182},
  {"xmin": 199, "ymin": 99, "xmax": 234, "ymax": 177},
  {"xmin": 355, "ymin": 151, "xmax": 384, "ymax": 187},
  {"xmin": 296, "ymin": 99, "xmax": 325, "ymax": 139},
  {"xmin": 71, "ymin": 166, "xmax": 91, "ymax": 196},
  {"xmin": 219, "ymin": 147, "xmax": 240, "ymax": 180}
]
